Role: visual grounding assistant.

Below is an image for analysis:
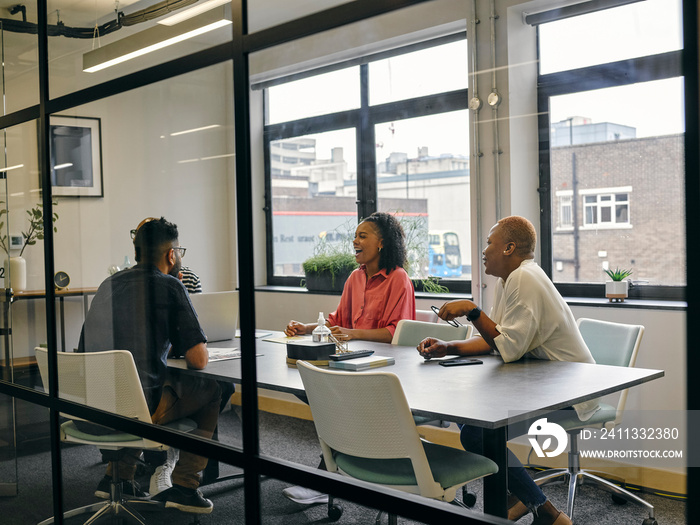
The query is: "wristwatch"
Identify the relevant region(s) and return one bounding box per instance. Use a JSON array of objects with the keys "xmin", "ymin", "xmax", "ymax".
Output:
[{"xmin": 466, "ymin": 307, "xmax": 482, "ymax": 322}]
